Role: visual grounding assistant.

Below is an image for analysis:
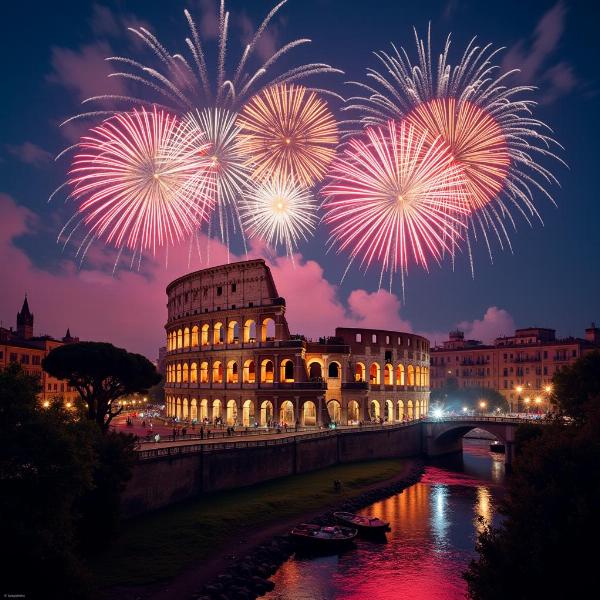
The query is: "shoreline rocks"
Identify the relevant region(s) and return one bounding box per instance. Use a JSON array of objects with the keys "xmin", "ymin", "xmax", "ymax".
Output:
[{"xmin": 193, "ymin": 460, "xmax": 425, "ymax": 600}]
